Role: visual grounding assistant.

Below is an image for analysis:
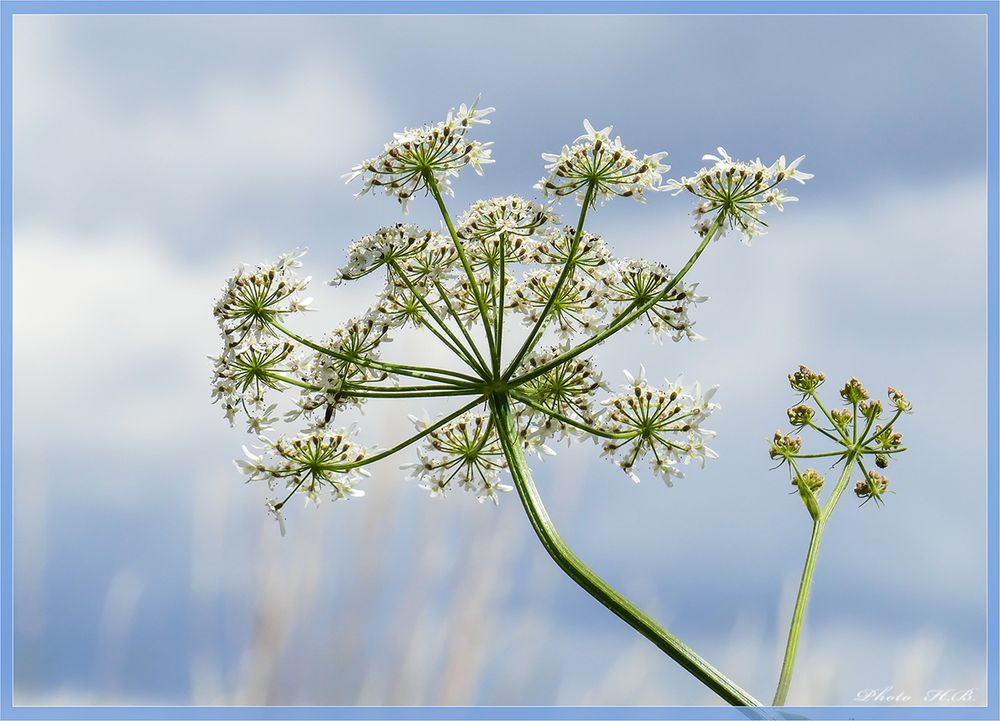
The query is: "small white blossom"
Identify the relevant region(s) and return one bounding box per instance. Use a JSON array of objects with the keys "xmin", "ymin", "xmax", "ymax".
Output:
[
  {"xmin": 345, "ymin": 102, "xmax": 495, "ymax": 212},
  {"xmin": 599, "ymin": 369, "xmax": 719, "ymax": 485},
  {"xmin": 666, "ymin": 148, "xmax": 812, "ymax": 244},
  {"xmin": 537, "ymin": 120, "xmax": 669, "ymax": 206}
]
